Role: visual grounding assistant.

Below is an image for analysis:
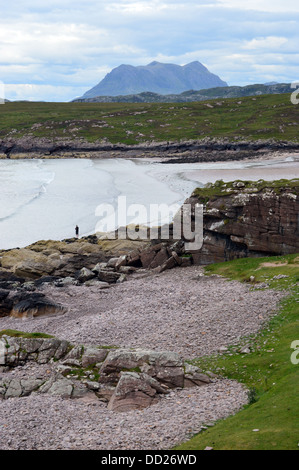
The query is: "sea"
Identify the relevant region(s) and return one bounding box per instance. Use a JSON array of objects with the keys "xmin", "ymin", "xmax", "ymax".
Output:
[{"xmin": 0, "ymin": 155, "xmax": 298, "ymax": 250}]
